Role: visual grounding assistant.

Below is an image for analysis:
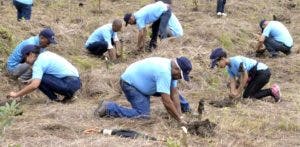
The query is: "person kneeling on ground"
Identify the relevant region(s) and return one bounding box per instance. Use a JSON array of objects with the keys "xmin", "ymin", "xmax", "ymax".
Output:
[
  {"xmin": 256, "ymin": 19, "xmax": 293, "ymax": 58},
  {"xmin": 6, "ymin": 28, "xmax": 56, "ymax": 82},
  {"xmin": 94, "ymin": 57, "xmax": 192, "ymax": 124},
  {"xmin": 210, "ymin": 48, "xmax": 281, "ymax": 102},
  {"xmin": 7, "ymin": 45, "xmax": 81, "ymax": 103},
  {"xmin": 85, "ymin": 19, "xmax": 122, "ymax": 61}
]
